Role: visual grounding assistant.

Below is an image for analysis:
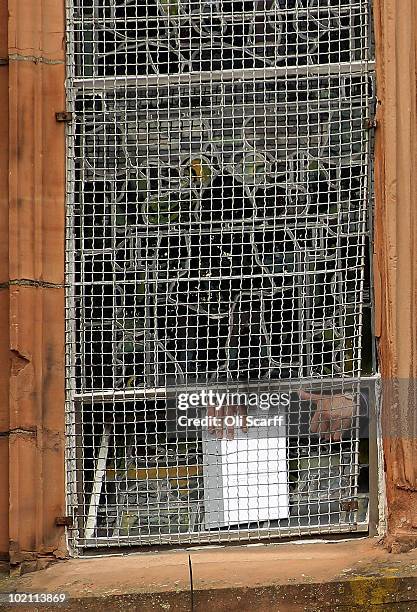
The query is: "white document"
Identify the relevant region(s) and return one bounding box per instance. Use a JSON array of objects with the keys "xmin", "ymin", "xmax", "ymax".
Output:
[{"xmin": 203, "ymin": 431, "xmax": 288, "ymax": 529}]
